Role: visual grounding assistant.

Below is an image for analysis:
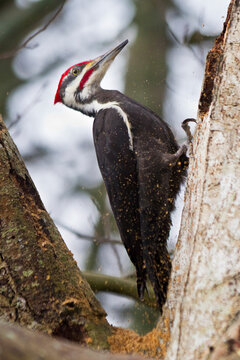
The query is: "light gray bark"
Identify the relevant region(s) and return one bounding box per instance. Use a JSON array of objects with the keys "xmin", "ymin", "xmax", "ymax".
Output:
[{"xmin": 159, "ymin": 1, "xmax": 240, "ymax": 359}]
